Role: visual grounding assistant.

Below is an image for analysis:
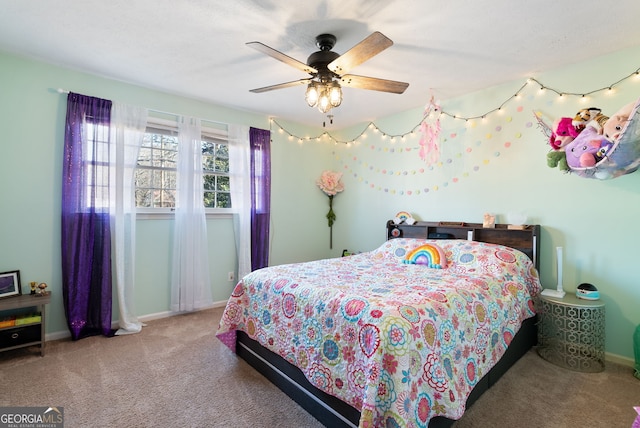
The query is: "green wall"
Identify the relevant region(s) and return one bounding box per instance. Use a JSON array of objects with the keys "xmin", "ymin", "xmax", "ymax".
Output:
[
  {"xmin": 1, "ymin": 46, "xmax": 639, "ymax": 363},
  {"xmin": 0, "ymin": 51, "xmax": 331, "ymax": 339},
  {"xmin": 321, "ymin": 46, "xmax": 640, "ymax": 363}
]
